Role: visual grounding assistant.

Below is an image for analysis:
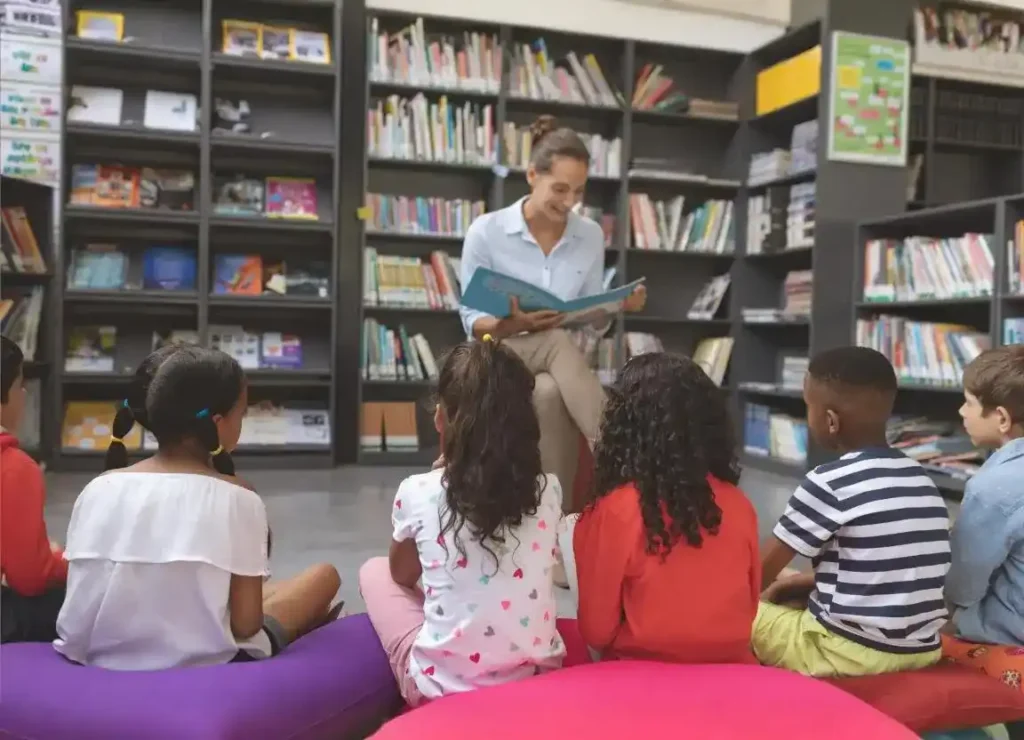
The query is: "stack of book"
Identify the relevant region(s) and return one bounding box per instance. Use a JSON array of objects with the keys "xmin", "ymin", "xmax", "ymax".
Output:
[
  {"xmin": 863, "ymin": 233, "xmax": 995, "ymax": 302},
  {"xmin": 747, "ymin": 183, "xmax": 816, "ymax": 255},
  {"xmin": 1006, "ymin": 219, "xmax": 1024, "ymax": 295},
  {"xmin": 212, "ymin": 255, "xmax": 329, "ymax": 298},
  {"xmin": 626, "ymin": 334, "xmax": 733, "ymax": 387},
  {"xmin": 508, "ymin": 40, "xmax": 620, "ymax": 107},
  {"xmin": 786, "ymin": 181, "xmax": 816, "ymax": 250},
  {"xmin": 365, "ymin": 194, "xmax": 485, "ymax": 237},
  {"xmin": 856, "ymin": 316, "xmax": 991, "ymax": 387},
  {"xmin": 744, "ymin": 403, "xmax": 808, "ymax": 465},
  {"xmin": 367, "ymin": 94, "xmax": 496, "ymax": 165},
  {"xmin": 780, "ymin": 355, "xmax": 809, "ymax": 388},
  {"xmin": 688, "ymin": 275, "xmax": 731, "ymax": 320},
  {"xmin": 363, "ymin": 249, "xmax": 461, "ymax": 310},
  {"xmin": 367, "ymin": 17, "xmax": 501, "ymax": 93},
  {"xmin": 70, "ymin": 165, "xmax": 196, "ymax": 212},
  {"xmin": 748, "ymin": 149, "xmax": 790, "ymax": 186},
  {"xmin": 628, "ymin": 195, "xmax": 735, "ymax": 253},
  {"xmin": 68, "ymin": 245, "xmax": 197, "ymax": 292},
  {"xmin": 888, "ymin": 416, "xmax": 983, "ymax": 483},
  {"xmin": 1, "ymin": 288, "xmax": 43, "ymax": 360},
  {"xmin": 360, "ymin": 402, "xmax": 420, "ymax": 453},
  {"xmin": 789, "ymin": 120, "xmax": 818, "ymax": 175},
  {"xmin": 0, "ymin": 207, "xmax": 47, "ymax": 274},
  {"xmin": 783, "ymin": 269, "xmax": 812, "ymax": 316},
  {"xmin": 631, "ymin": 64, "xmax": 739, "ymax": 119},
  {"xmin": 362, "ymin": 318, "xmax": 440, "ymax": 382}
]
